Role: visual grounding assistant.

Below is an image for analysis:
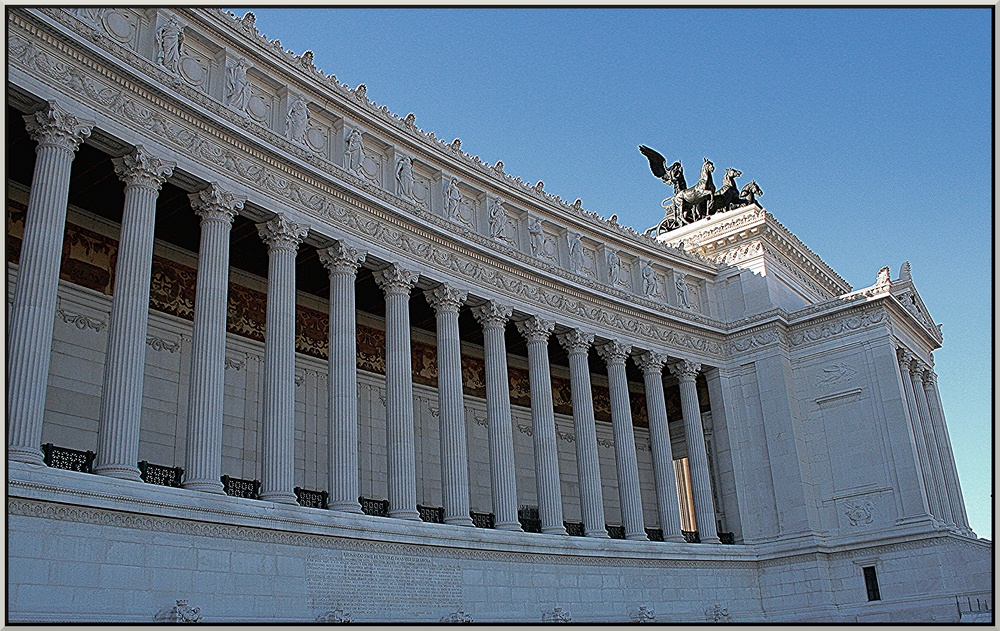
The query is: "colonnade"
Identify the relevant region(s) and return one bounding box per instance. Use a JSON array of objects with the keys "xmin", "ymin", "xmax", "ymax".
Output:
[
  {"xmin": 896, "ymin": 348, "xmax": 971, "ymax": 534},
  {"xmin": 7, "ymin": 101, "xmax": 729, "ymax": 541}
]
